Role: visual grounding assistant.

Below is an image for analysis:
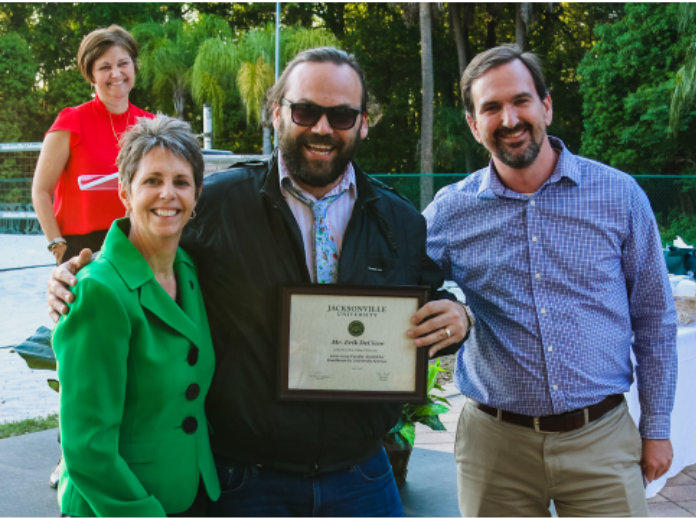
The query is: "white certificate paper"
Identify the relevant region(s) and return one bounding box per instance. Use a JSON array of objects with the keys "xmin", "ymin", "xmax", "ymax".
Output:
[{"xmin": 287, "ymin": 294, "xmax": 419, "ymax": 392}]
